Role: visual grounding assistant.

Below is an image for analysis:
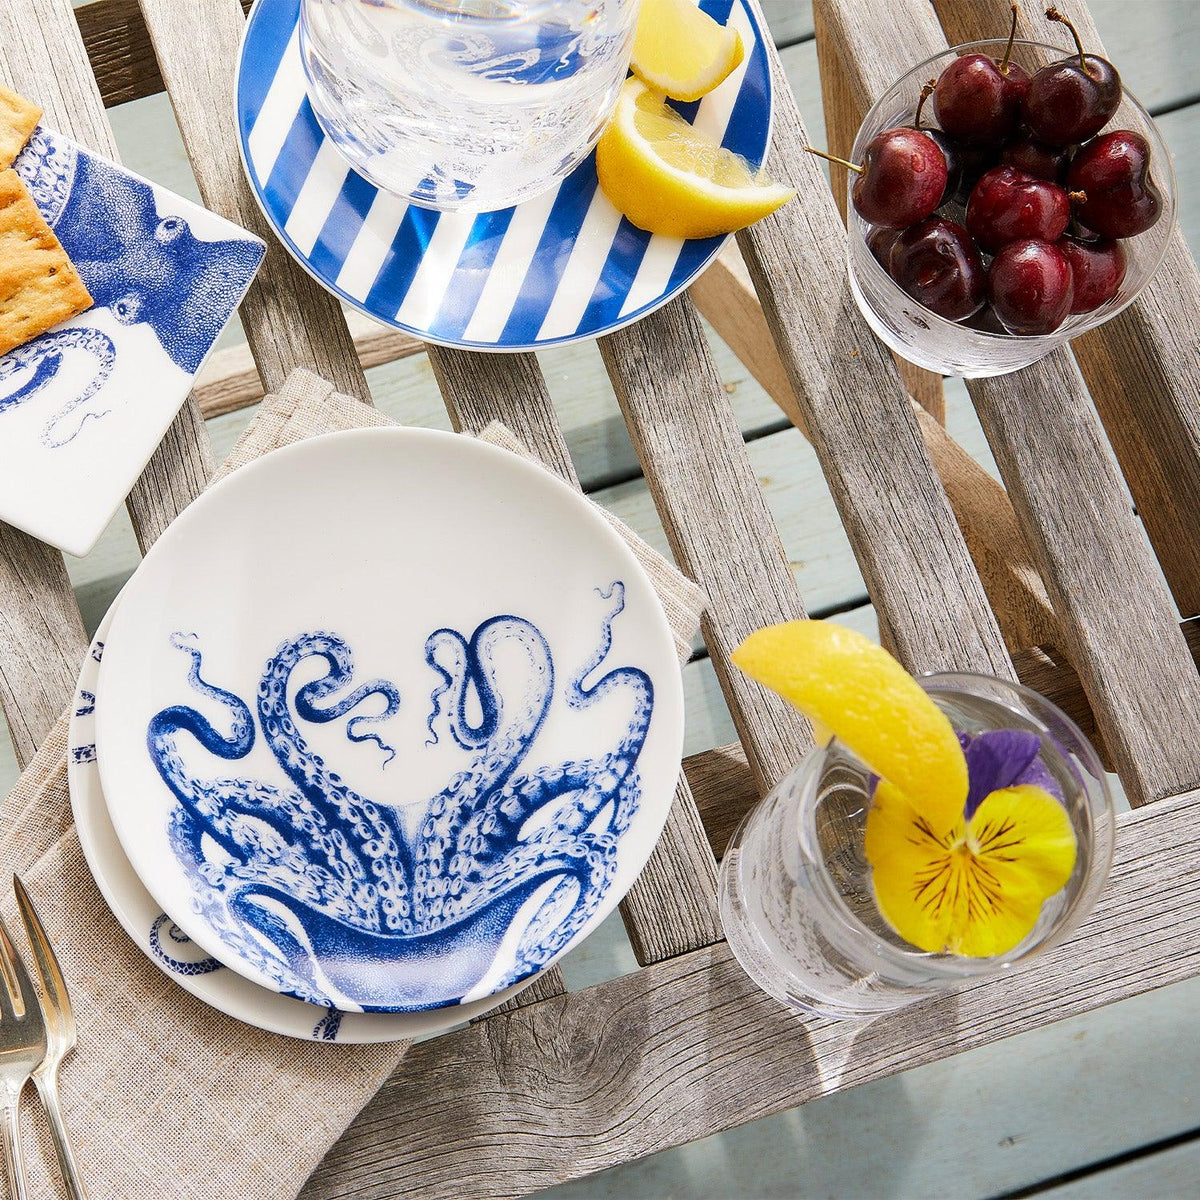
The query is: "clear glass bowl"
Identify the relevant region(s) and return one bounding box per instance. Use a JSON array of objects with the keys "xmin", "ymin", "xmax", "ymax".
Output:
[
  {"xmin": 718, "ymin": 673, "xmax": 1116, "ymax": 1020},
  {"xmin": 847, "ymin": 39, "xmax": 1177, "ymax": 378}
]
